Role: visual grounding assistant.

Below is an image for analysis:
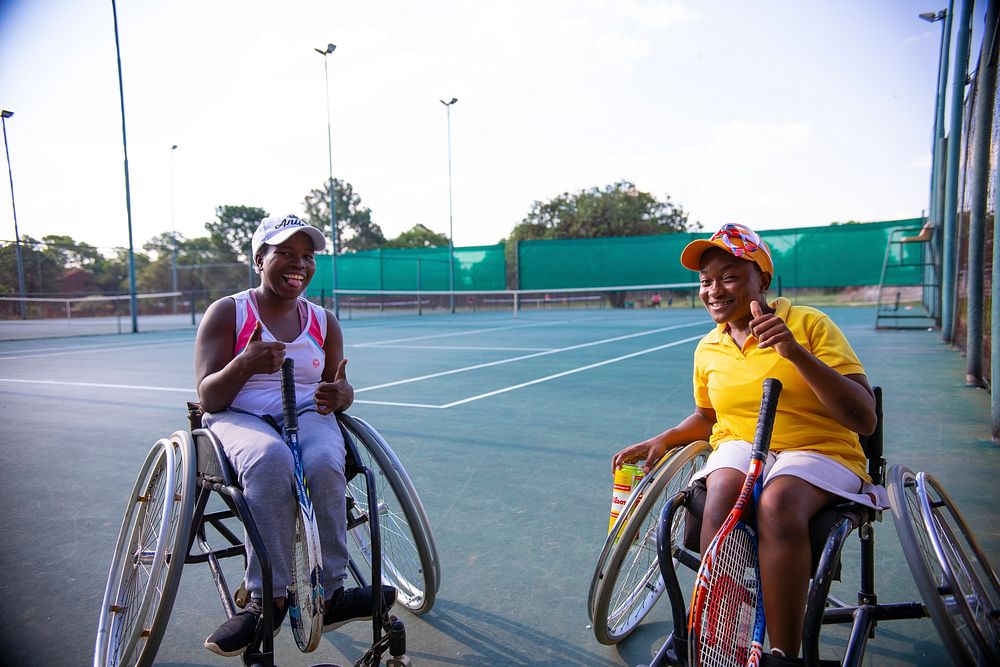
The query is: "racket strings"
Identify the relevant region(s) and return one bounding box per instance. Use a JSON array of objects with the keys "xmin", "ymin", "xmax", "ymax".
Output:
[{"xmin": 697, "ymin": 527, "xmax": 761, "ymax": 667}]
